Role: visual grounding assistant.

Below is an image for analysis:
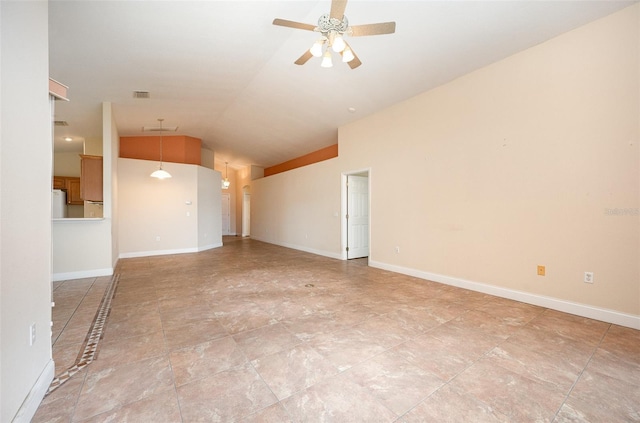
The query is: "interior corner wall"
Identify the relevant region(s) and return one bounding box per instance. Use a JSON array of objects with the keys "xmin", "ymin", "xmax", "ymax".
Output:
[
  {"xmin": 0, "ymin": 1, "xmax": 54, "ymax": 421},
  {"xmin": 118, "ymin": 158, "xmax": 220, "ymax": 257},
  {"xmin": 201, "ymin": 148, "xmax": 215, "ymax": 170},
  {"xmin": 252, "ymin": 157, "xmax": 343, "ymax": 258},
  {"xmin": 198, "ymin": 166, "xmax": 223, "ymax": 250},
  {"xmin": 104, "ymin": 102, "xmax": 119, "ymax": 267},
  {"xmin": 251, "ymin": 5, "xmax": 639, "ymax": 324}
]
